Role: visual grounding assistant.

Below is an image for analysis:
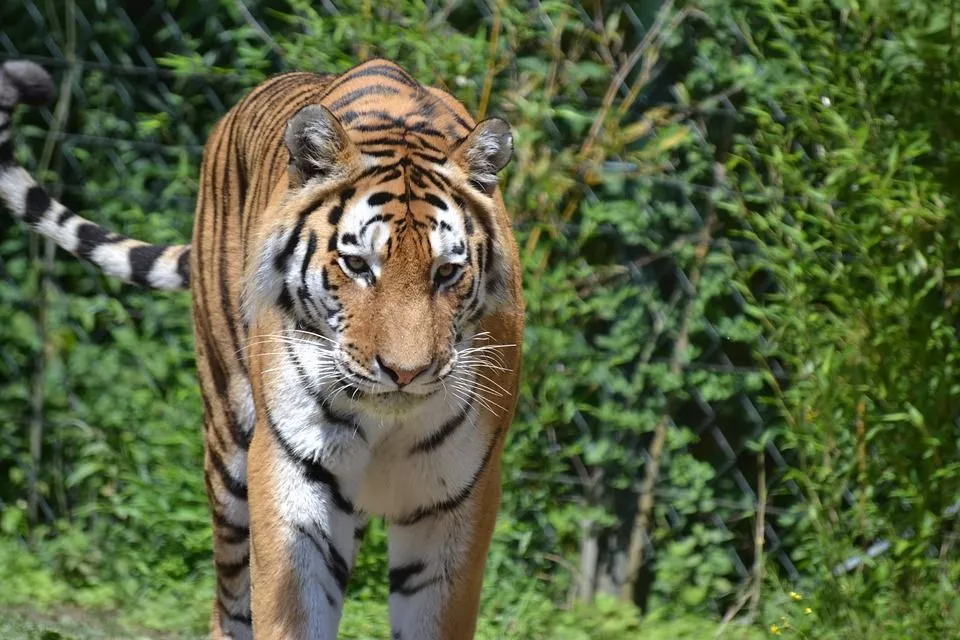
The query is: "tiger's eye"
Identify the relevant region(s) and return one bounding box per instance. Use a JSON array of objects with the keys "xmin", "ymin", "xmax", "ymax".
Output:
[
  {"xmin": 344, "ymin": 255, "xmax": 369, "ymax": 273},
  {"xmin": 436, "ymin": 263, "xmax": 456, "ymax": 279}
]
